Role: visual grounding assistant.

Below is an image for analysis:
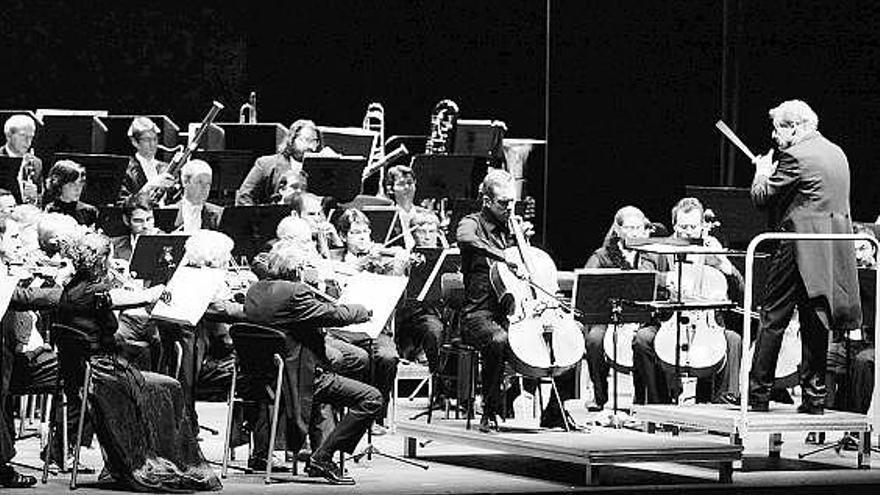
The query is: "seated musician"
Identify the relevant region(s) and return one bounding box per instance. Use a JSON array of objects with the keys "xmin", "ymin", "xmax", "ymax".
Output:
[
  {"xmin": 1, "ymin": 114, "xmax": 42, "ymax": 206},
  {"xmin": 42, "ymin": 160, "xmax": 98, "ymax": 228},
  {"xmin": 276, "ymin": 170, "xmax": 308, "ymax": 205},
  {"xmin": 395, "ymin": 210, "xmax": 446, "ymax": 384},
  {"xmin": 825, "ymin": 223, "xmax": 876, "ymax": 413},
  {"xmin": 292, "ymin": 192, "xmax": 344, "ymax": 256},
  {"xmin": 169, "ymin": 159, "xmax": 223, "ymax": 232},
  {"xmin": 236, "ymin": 119, "xmax": 321, "ymax": 206},
  {"xmin": 457, "ymin": 169, "xmax": 572, "ymax": 431},
  {"xmin": 330, "ymin": 208, "xmax": 402, "ymax": 434},
  {"xmin": 243, "ymin": 242, "xmax": 381, "ymax": 484},
  {"xmin": 583, "ymin": 205, "xmax": 669, "ymax": 410},
  {"xmin": 111, "ymin": 193, "xmax": 157, "ymax": 263},
  {"xmin": 119, "ymin": 116, "xmax": 176, "ymax": 205},
  {"xmin": 660, "ymin": 197, "xmax": 744, "ymax": 404},
  {"xmin": 0, "ymin": 211, "xmax": 64, "ymax": 488},
  {"xmin": 385, "ymin": 164, "xmax": 430, "ymax": 249},
  {"xmin": 53, "ymin": 229, "xmax": 221, "ymax": 491}
]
